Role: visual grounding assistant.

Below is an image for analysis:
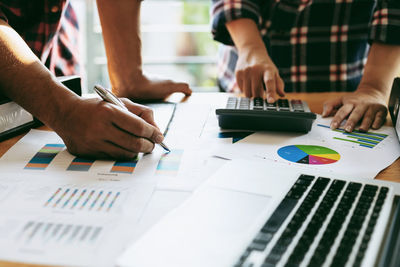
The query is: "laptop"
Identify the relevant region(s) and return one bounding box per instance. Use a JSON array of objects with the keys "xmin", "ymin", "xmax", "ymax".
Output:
[
  {"xmin": 388, "ymin": 77, "xmax": 400, "ymax": 142},
  {"xmin": 117, "ymin": 159, "xmax": 400, "ymax": 267}
]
